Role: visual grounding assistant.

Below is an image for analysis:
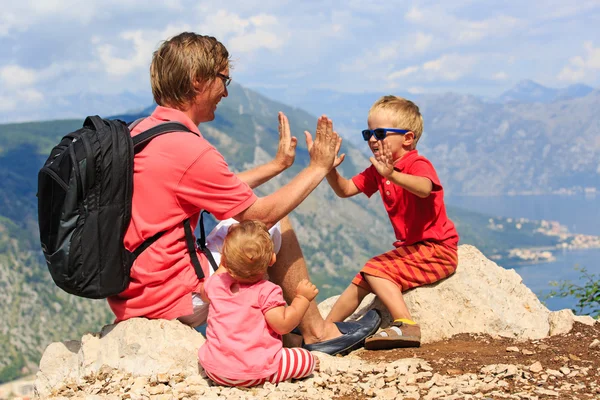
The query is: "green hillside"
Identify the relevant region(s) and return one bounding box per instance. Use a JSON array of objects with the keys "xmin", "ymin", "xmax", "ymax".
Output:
[{"xmin": 0, "ymin": 84, "xmax": 563, "ymax": 383}]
